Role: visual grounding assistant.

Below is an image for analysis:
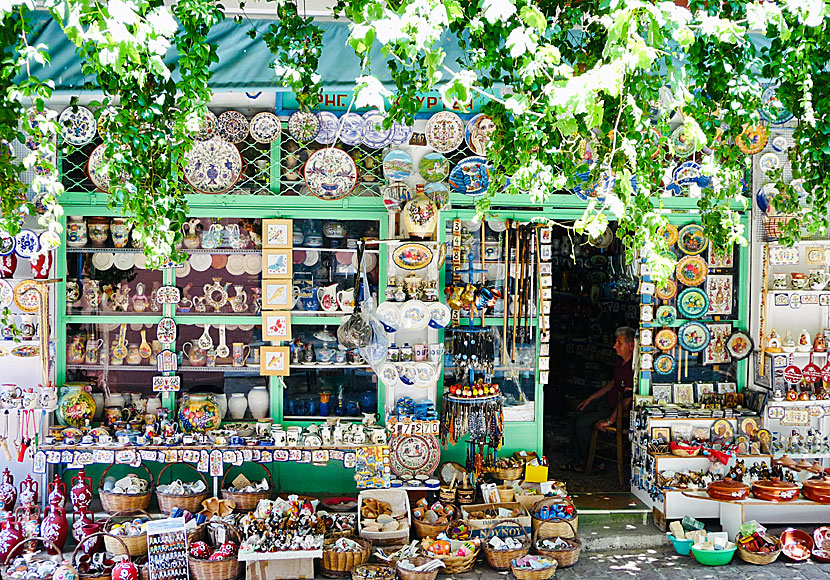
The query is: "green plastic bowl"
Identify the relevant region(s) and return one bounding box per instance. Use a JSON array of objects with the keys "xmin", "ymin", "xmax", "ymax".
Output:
[
  {"xmin": 667, "ymin": 534, "xmax": 694, "ymax": 556},
  {"xmin": 691, "ymin": 545, "xmax": 737, "ymax": 566}
]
